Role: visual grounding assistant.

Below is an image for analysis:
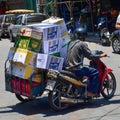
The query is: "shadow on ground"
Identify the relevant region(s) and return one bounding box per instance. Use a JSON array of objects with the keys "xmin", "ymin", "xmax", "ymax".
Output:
[{"xmin": 0, "ymin": 94, "xmax": 120, "ymax": 118}]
